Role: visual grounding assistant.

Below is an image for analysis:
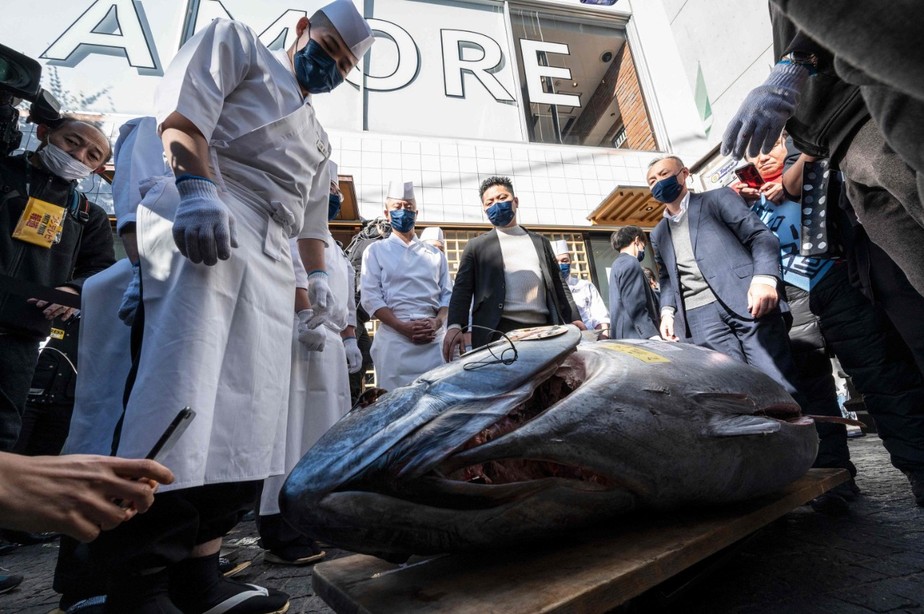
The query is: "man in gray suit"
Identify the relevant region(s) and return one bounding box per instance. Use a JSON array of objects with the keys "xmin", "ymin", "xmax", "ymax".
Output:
[
  {"xmin": 647, "ymin": 156, "xmax": 801, "ymax": 399},
  {"xmin": 608, "ymin": 226, "xmax": 660, "ymax": 340}
]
